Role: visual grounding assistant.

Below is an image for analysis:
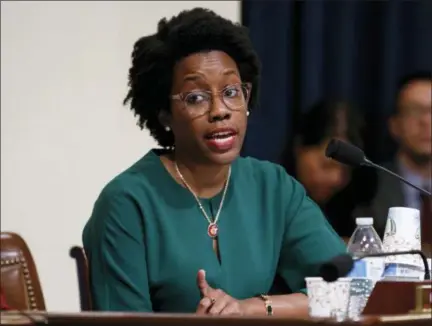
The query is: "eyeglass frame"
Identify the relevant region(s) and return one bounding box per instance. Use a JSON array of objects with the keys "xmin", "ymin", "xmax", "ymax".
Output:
[
  {"xmin": 170, "ymin": 82, "xmax": 252, "ymax": 114},
  {"xmin": 397, "ymin": 105, "xmax": 432, "ymax": 120}
]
